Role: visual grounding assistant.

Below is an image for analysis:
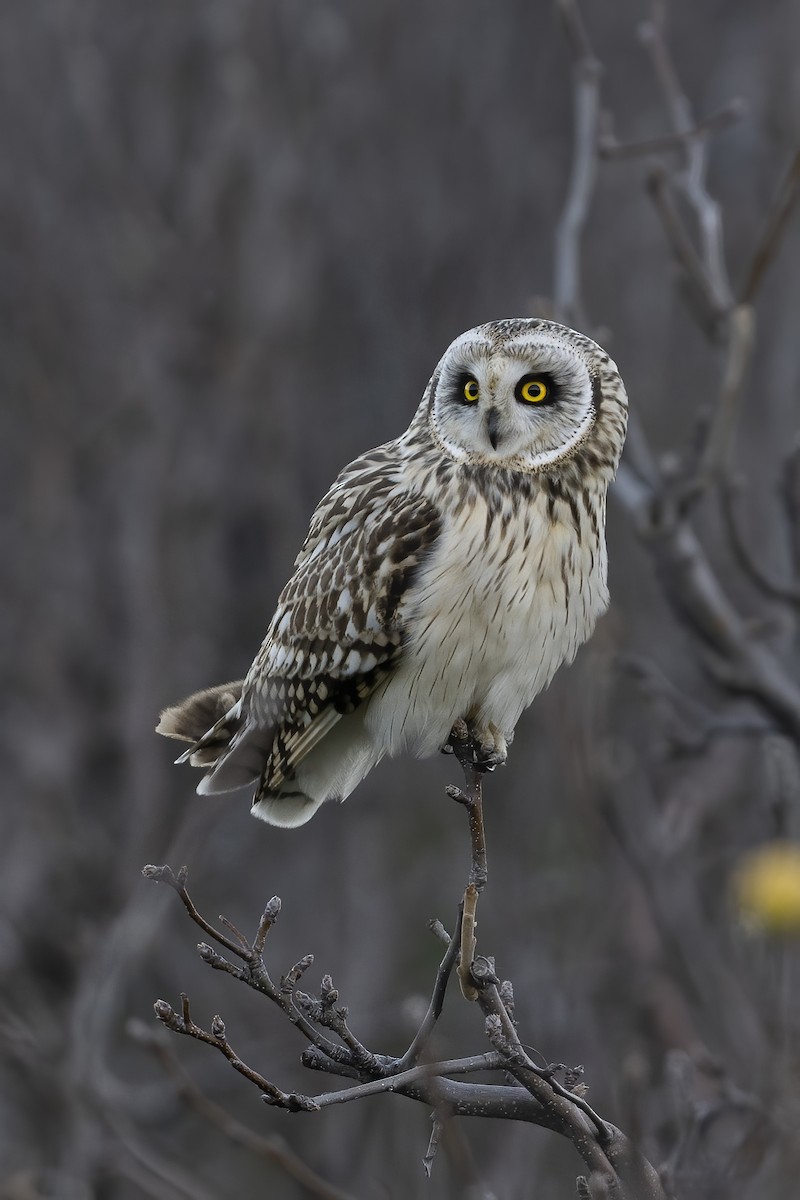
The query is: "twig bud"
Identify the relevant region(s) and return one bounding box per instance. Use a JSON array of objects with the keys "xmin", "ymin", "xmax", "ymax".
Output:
[
  {"xmin": 320, "ymin": 975, "xmax": 339, "ymax": 1006},
  {"xmin": 470, "ymin": 955, "xmax": 499, "ymax": 985},
  {"xmin": 253, "ymin": 896, "xmax": 283, "ymax": 953},
  {"xmin": 499, "ymin": 979, "xmax": 516, "ymax": 1021},
  {"xmin": 295, "ymin": 990, "xmax": 324, "ymax": 1021},
  {"xmin": 211, "ymin": 1014, "xmax": 226, "ymax": 1040},
  {"xmin": 484, "ymin": 1013, "xmax": 513, "ymax": 1057},
  {"xmin": 142, "ymin": 864, "xmax": 177, "ymax": 888},
  {"xmin": 197, "ymin": 942, "xmax": 224, "ymax": 966},
  {"xmin": 281, "ymin": 954, "xmax": 314, "ymax": 993},
  {"xmin": 153, "ymin": 999, "xmax": 173, "ymax": 1022},
  {"xmin": 565, "ymin": 1064, "xmax": 585, "ymax": 1091}
]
